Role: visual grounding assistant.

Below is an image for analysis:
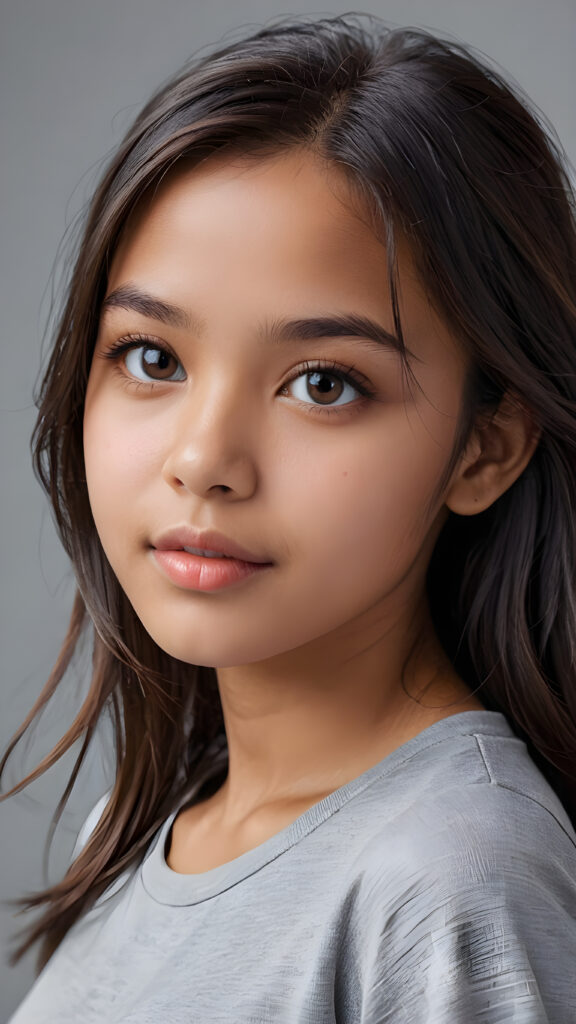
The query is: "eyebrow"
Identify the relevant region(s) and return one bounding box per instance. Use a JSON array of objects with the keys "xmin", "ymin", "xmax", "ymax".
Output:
[{"xmin": 101, "ymin": 284, "xmax": 416, "ymax": 360}]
